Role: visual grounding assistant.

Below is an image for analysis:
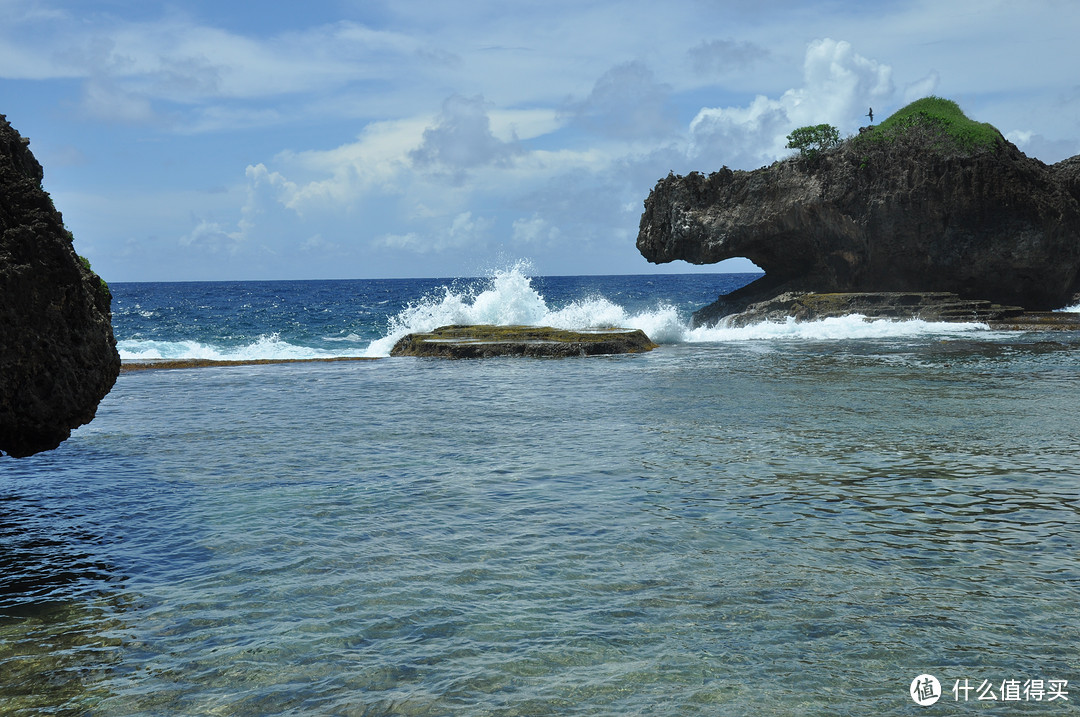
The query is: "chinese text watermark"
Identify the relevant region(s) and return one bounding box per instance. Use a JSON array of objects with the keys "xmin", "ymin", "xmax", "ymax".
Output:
[{"xmin": 910, "ymin": 674, "xmax": 1068, "ymax": 706}]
